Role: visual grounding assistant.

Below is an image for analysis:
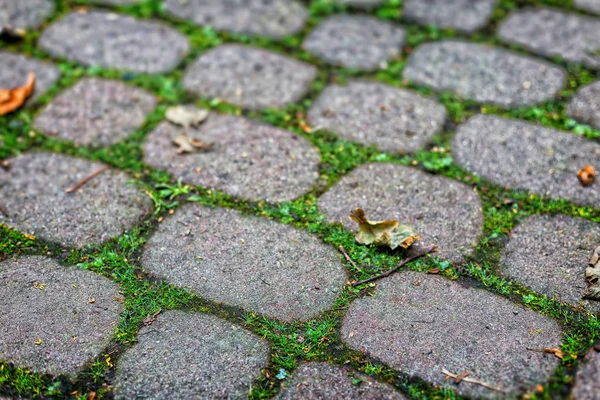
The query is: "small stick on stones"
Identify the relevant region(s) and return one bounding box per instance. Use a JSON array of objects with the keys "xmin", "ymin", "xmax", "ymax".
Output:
[
  {"xmin": 65, "ymin": 165, "xmax": 110, "ymax": 194},
  {"xmin": 351, "ymin": 245, "xmax": 437, "ymax": 287},
  {"xmin": 338, "ymin": 245, "xmax": 362, "ymax": 272},
  {"xmin": 441, "ymin": 368, "xmax": 505, "ymax": 392}
]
